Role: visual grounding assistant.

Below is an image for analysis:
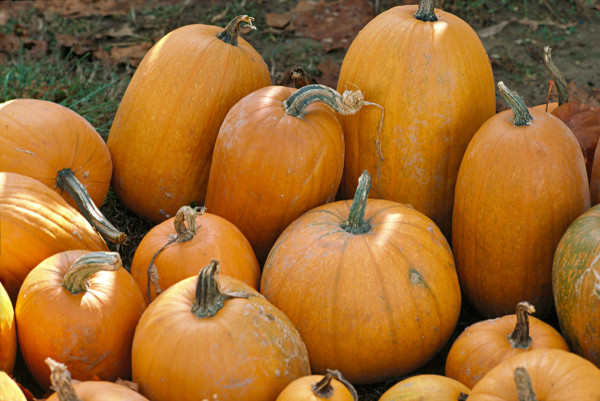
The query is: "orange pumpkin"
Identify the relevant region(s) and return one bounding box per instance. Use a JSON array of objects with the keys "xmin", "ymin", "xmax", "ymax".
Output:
[
  {"xmin": 0, "ymin": 282, "xmax": 16, "ymax": 373},
  {"xmin": 15, "ymin": 251, "xmax": 146, "ymax": 390},
  {"xmin": 132, "ymin": 260, "xmax": 310, "ymax": 401},
  {"xmin": 445, "ymin": 301, "xmax": 569, "ymax": 388},
  {"xmin": 0, "ymin": 172, "xmax": 108, "ymax": 302},
  {"xmin": 378, "ymin": 375, "xmax": 469, "ymax": 401},
  {"xmin": 130, "ymin": 205, "xmax": 260, "ymax": 303},
  {"xmin": 0, "ymin": 371, "xmax": 26, "ymax": 401},
  {"xmin": 276, "ymin": 370, "xmax": 357, "ymax": 401},
  {"xmin": 452, "ymin": 82, "xmax": 590, "ymax": 318},
  {"xmin": 107, "ymin": 15, "xmax": 271, "ymax": 223},
  {"xmin": 260, "ymin": 171, "xmax": 461, "ymax": 384},
  {"xmin": 336, "ymin": 0, "xmax": 496, "ymax": 237}
]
